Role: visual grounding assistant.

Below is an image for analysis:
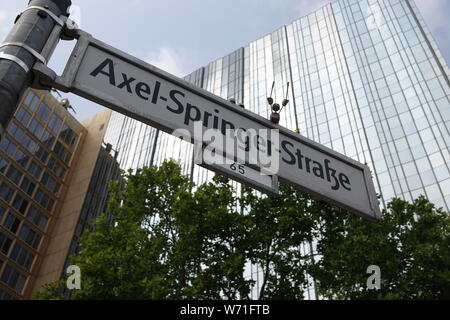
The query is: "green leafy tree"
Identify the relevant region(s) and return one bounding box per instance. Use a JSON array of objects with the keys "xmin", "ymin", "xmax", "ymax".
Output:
[
  {"xmin": 308, "ymin": 196, "xmax": 450, "ymax": 299},
  {"xmin": 37, "ymin": 160, "xmax": 450, "ymax": 300},
  {"xmin": 37, "ymin": 160, "xmax": 253, "ymax": 300},
  {"xmin": 240, "ymin": 184, "xmax": 317, "ymax": 299}
]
